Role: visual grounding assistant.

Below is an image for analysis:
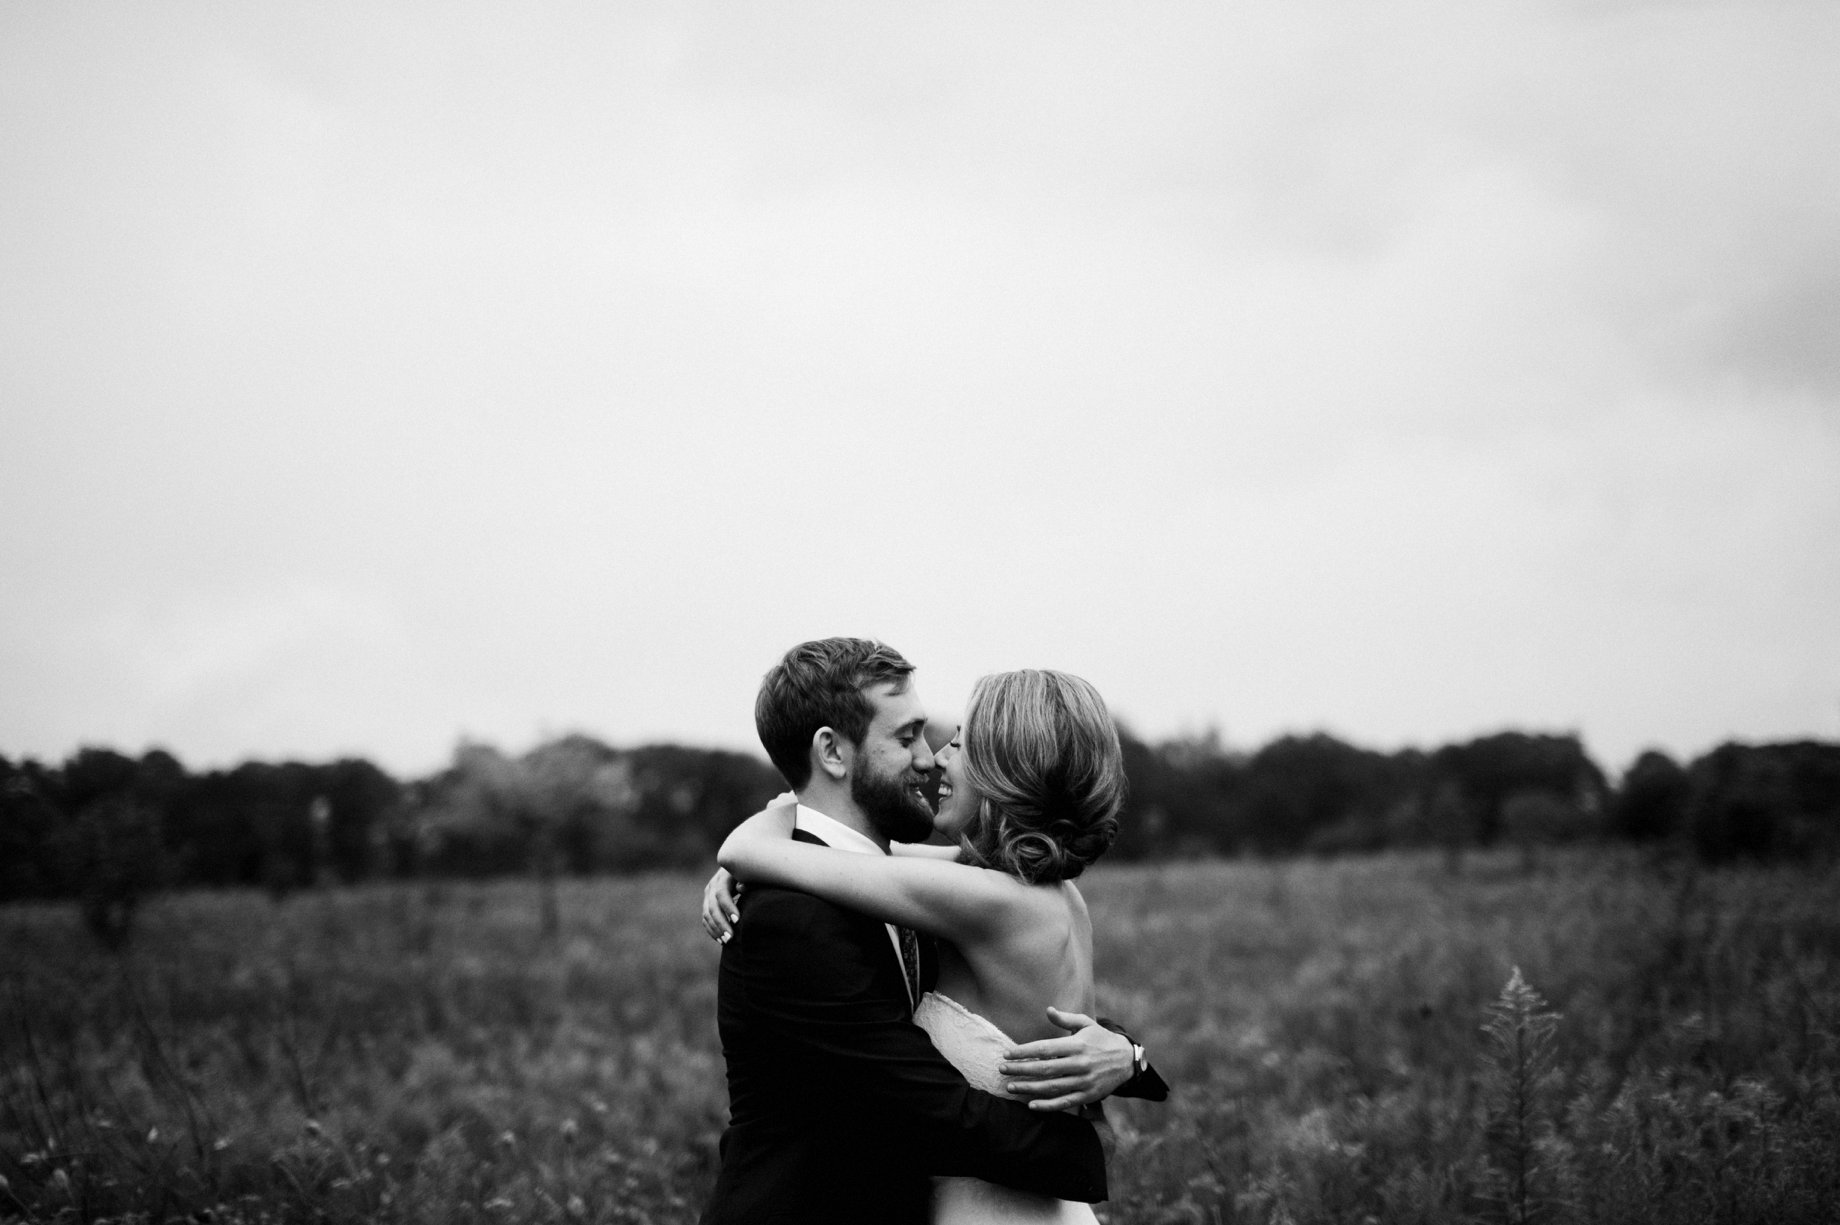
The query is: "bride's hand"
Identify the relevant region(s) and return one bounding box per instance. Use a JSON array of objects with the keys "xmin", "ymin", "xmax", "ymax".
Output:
[
  {"xmin": 998, "ymin": 1007, "xmax": 1137, "ymax": 1111},
  {"xmin": 700, "ymin": 868, "xmax": 743, "ymax": 944},
  {"xmin": 702, "ymin": 792, "xmax": 797, "ymax": 942}
]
